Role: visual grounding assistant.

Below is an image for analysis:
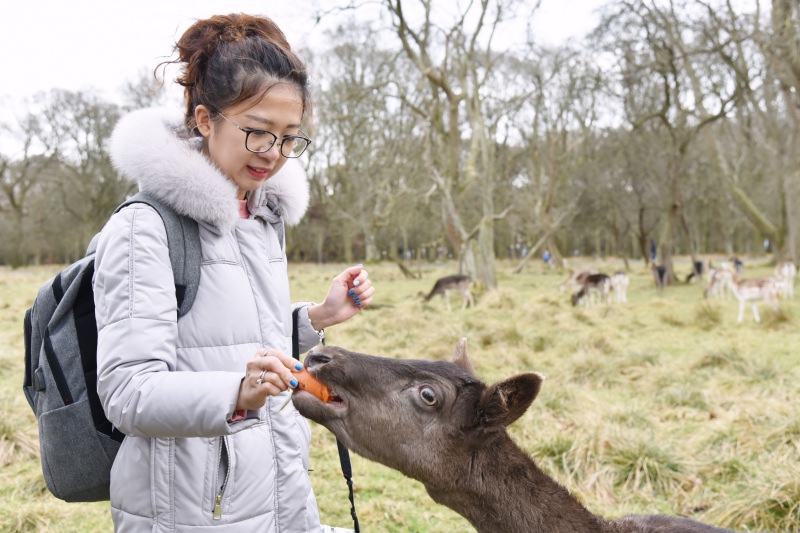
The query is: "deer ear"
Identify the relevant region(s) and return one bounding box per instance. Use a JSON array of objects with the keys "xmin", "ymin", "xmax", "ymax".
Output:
[
  {"xmin": 452, "ymin": 337, "xmax": 477, "ymax": 376},
  {"xmin": 479, "ymin": 373, "xmax": 544, "ymax": 427}
]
